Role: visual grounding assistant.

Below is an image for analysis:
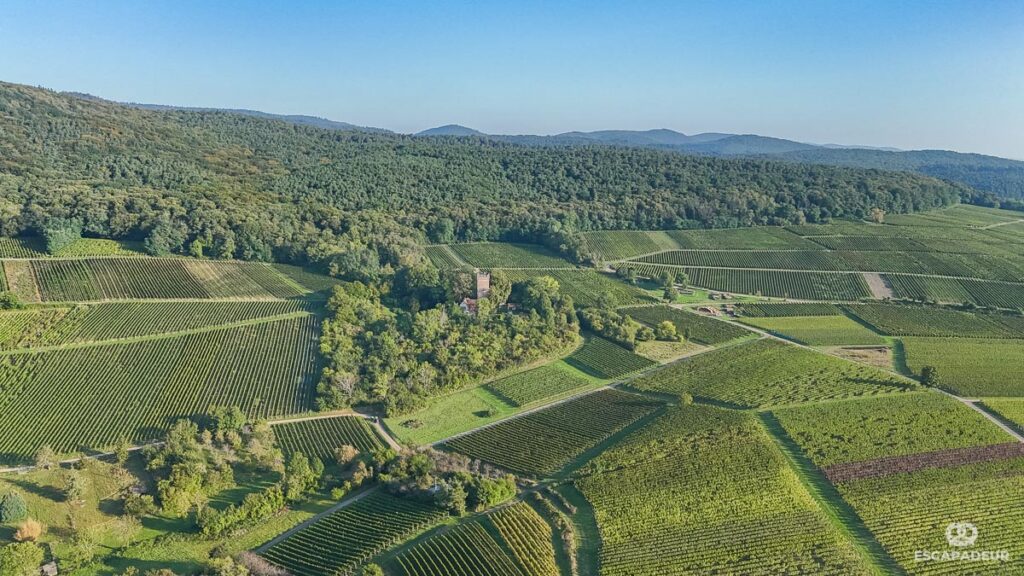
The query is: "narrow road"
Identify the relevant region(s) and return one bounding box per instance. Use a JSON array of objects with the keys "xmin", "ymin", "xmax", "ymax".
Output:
[
  {"xmin": 980, "ymin": 218, "xmax": 1024, "ymax": 230},
  {"xmin": 942, "ymin": 392, "xmax": 1024, "ymax": 443}
]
